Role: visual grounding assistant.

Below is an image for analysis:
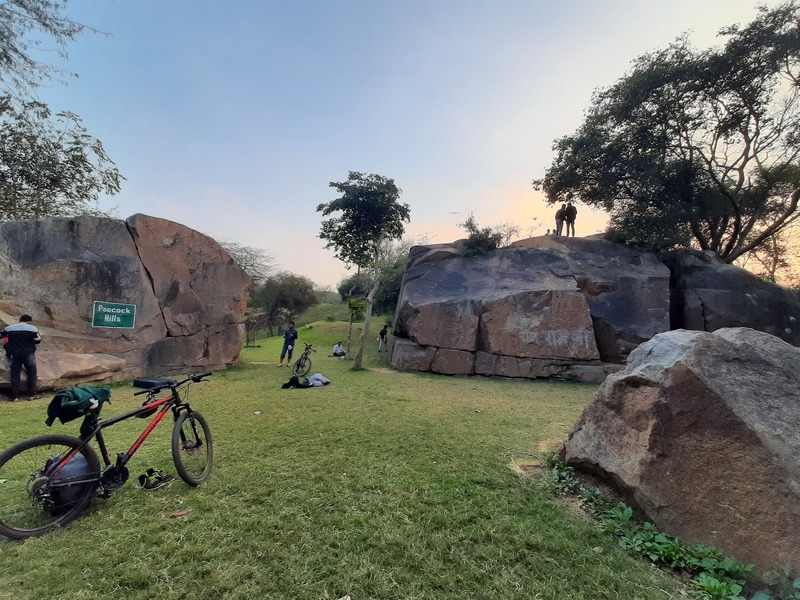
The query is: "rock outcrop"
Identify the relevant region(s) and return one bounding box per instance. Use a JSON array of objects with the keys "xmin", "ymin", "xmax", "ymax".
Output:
[
  {"xmin": 391, "ymin": 236, "xmax": 800, "ymax": 382},
  {"xmin": 560, "ymin": 327, "xmax": 800, "ymax": 572},
  {"xmin": 0, "ymin": 214, "xmax": 249, "ymax": 392},
  {"xmin": 661, "ymin": 249, "xmax": 800, "ymax": 345},
  {"xmin": 392, "ymin": 236, "xmax": 671, "ymax": 382}
]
